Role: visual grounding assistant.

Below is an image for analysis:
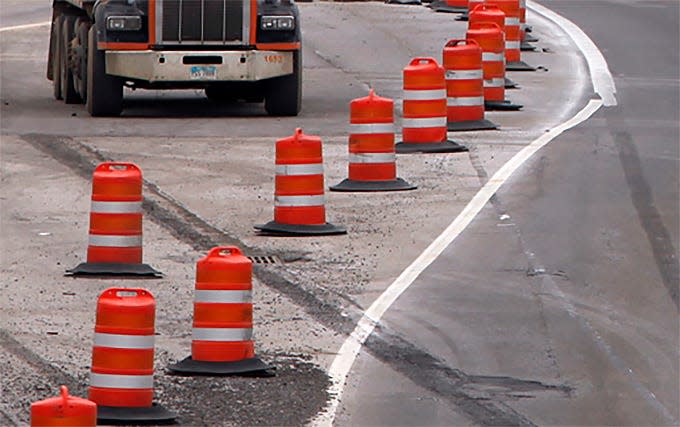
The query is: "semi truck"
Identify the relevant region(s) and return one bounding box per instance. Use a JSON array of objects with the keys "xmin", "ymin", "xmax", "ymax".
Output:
[{"xmin": 47, "ymin": 0, "xmax": 302, "ymax": 116}]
